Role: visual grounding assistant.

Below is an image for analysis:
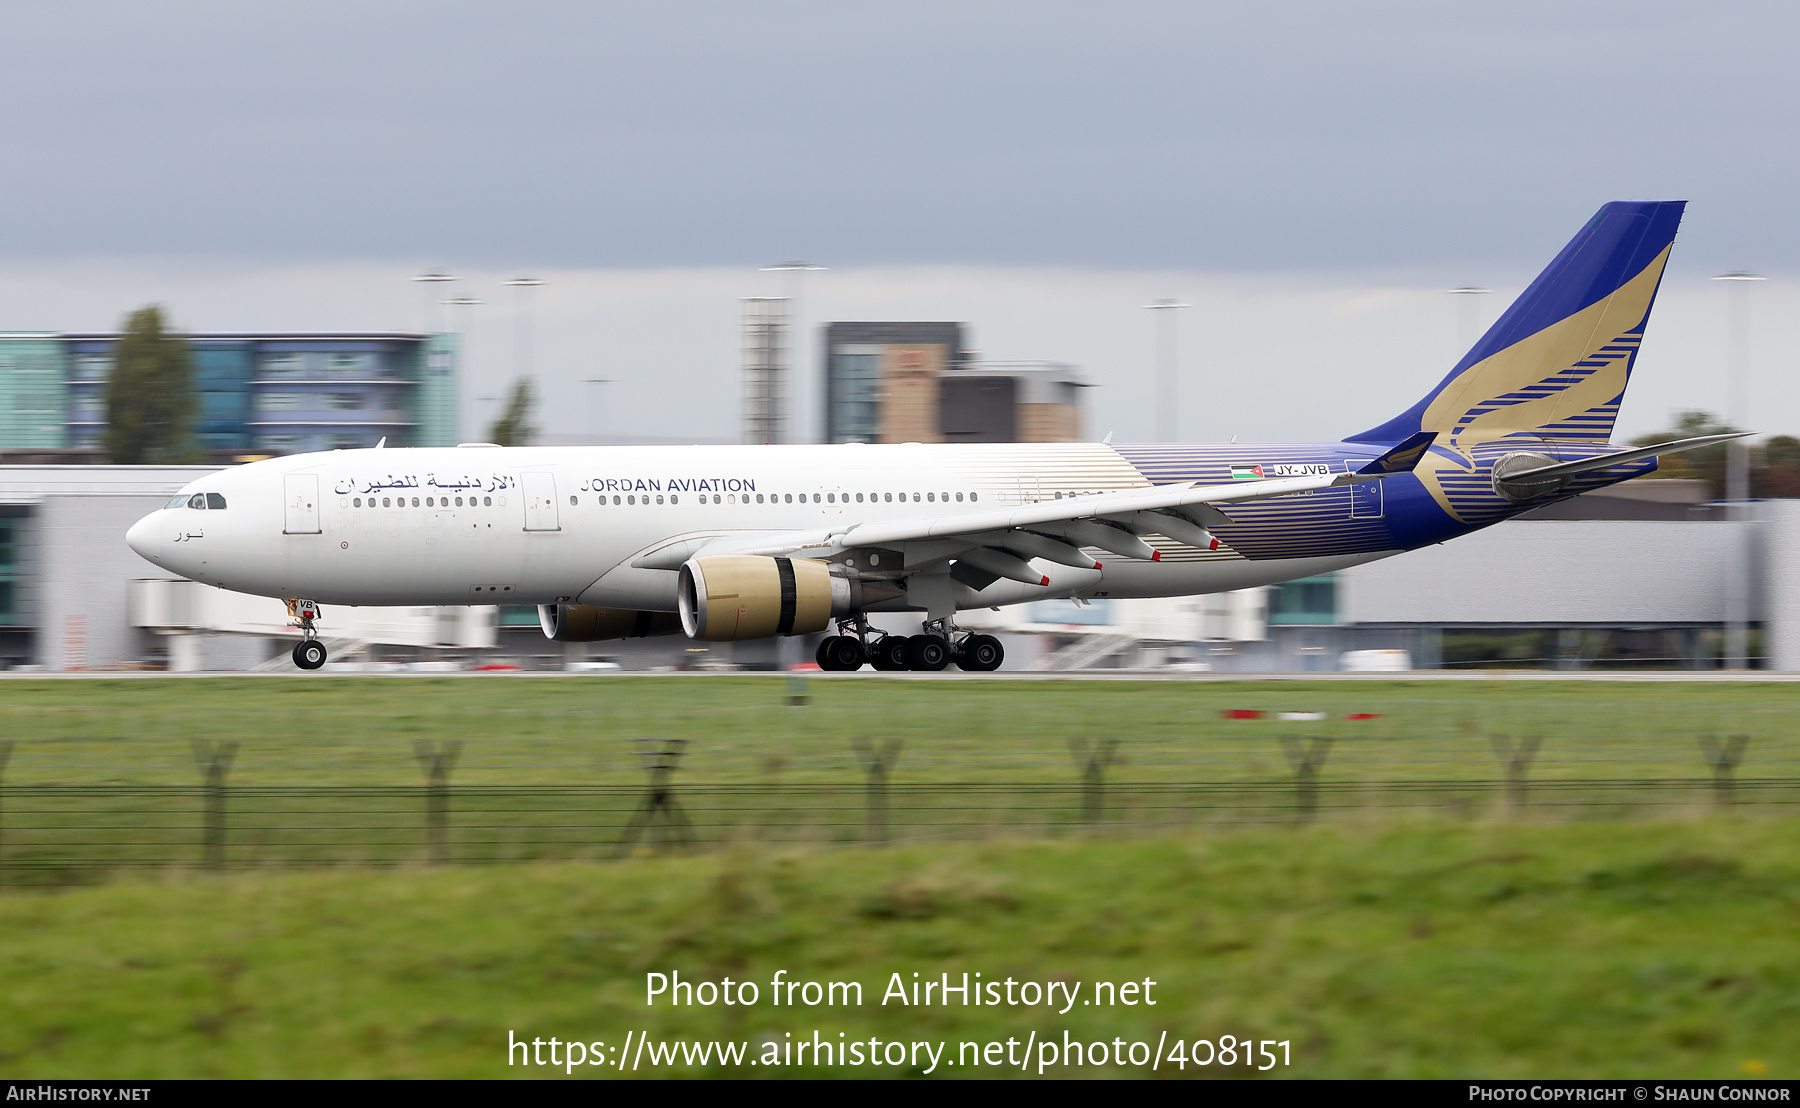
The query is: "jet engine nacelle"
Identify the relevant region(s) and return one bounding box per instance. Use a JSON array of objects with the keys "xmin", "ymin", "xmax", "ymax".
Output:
[
  {"xmin": 677, "ymin": 555, "xmax": 852, "ymax": 641},
  {"xmin": 1490, "ymin": 451, "xmax": 1566, "ymax": 504},
  {"xmin": 538, "ymin": 603, "xmax": 684, "ymax": 642}
]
